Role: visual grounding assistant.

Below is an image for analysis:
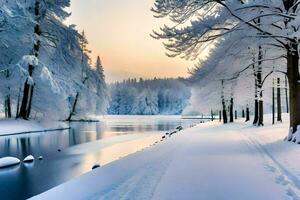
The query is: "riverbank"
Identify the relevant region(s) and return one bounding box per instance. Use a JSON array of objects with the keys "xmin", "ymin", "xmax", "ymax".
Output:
[
  {"xmin": 0, "ymin": 119, "xmax": 69, "ymax": 136},
  {"xmin": 31, "ymin": 114, "xmax": 300, "ymax": 200}
]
